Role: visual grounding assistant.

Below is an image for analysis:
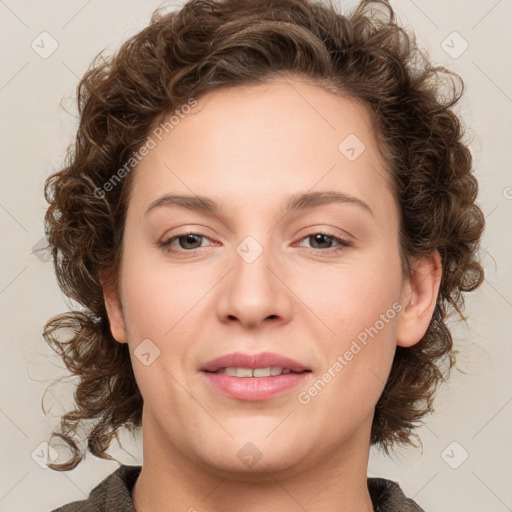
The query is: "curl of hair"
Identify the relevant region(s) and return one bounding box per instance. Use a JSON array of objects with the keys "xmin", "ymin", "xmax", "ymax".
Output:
[{"xmin": 43, "ymin": 0, "xmax": 485, "ymax": 470}]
